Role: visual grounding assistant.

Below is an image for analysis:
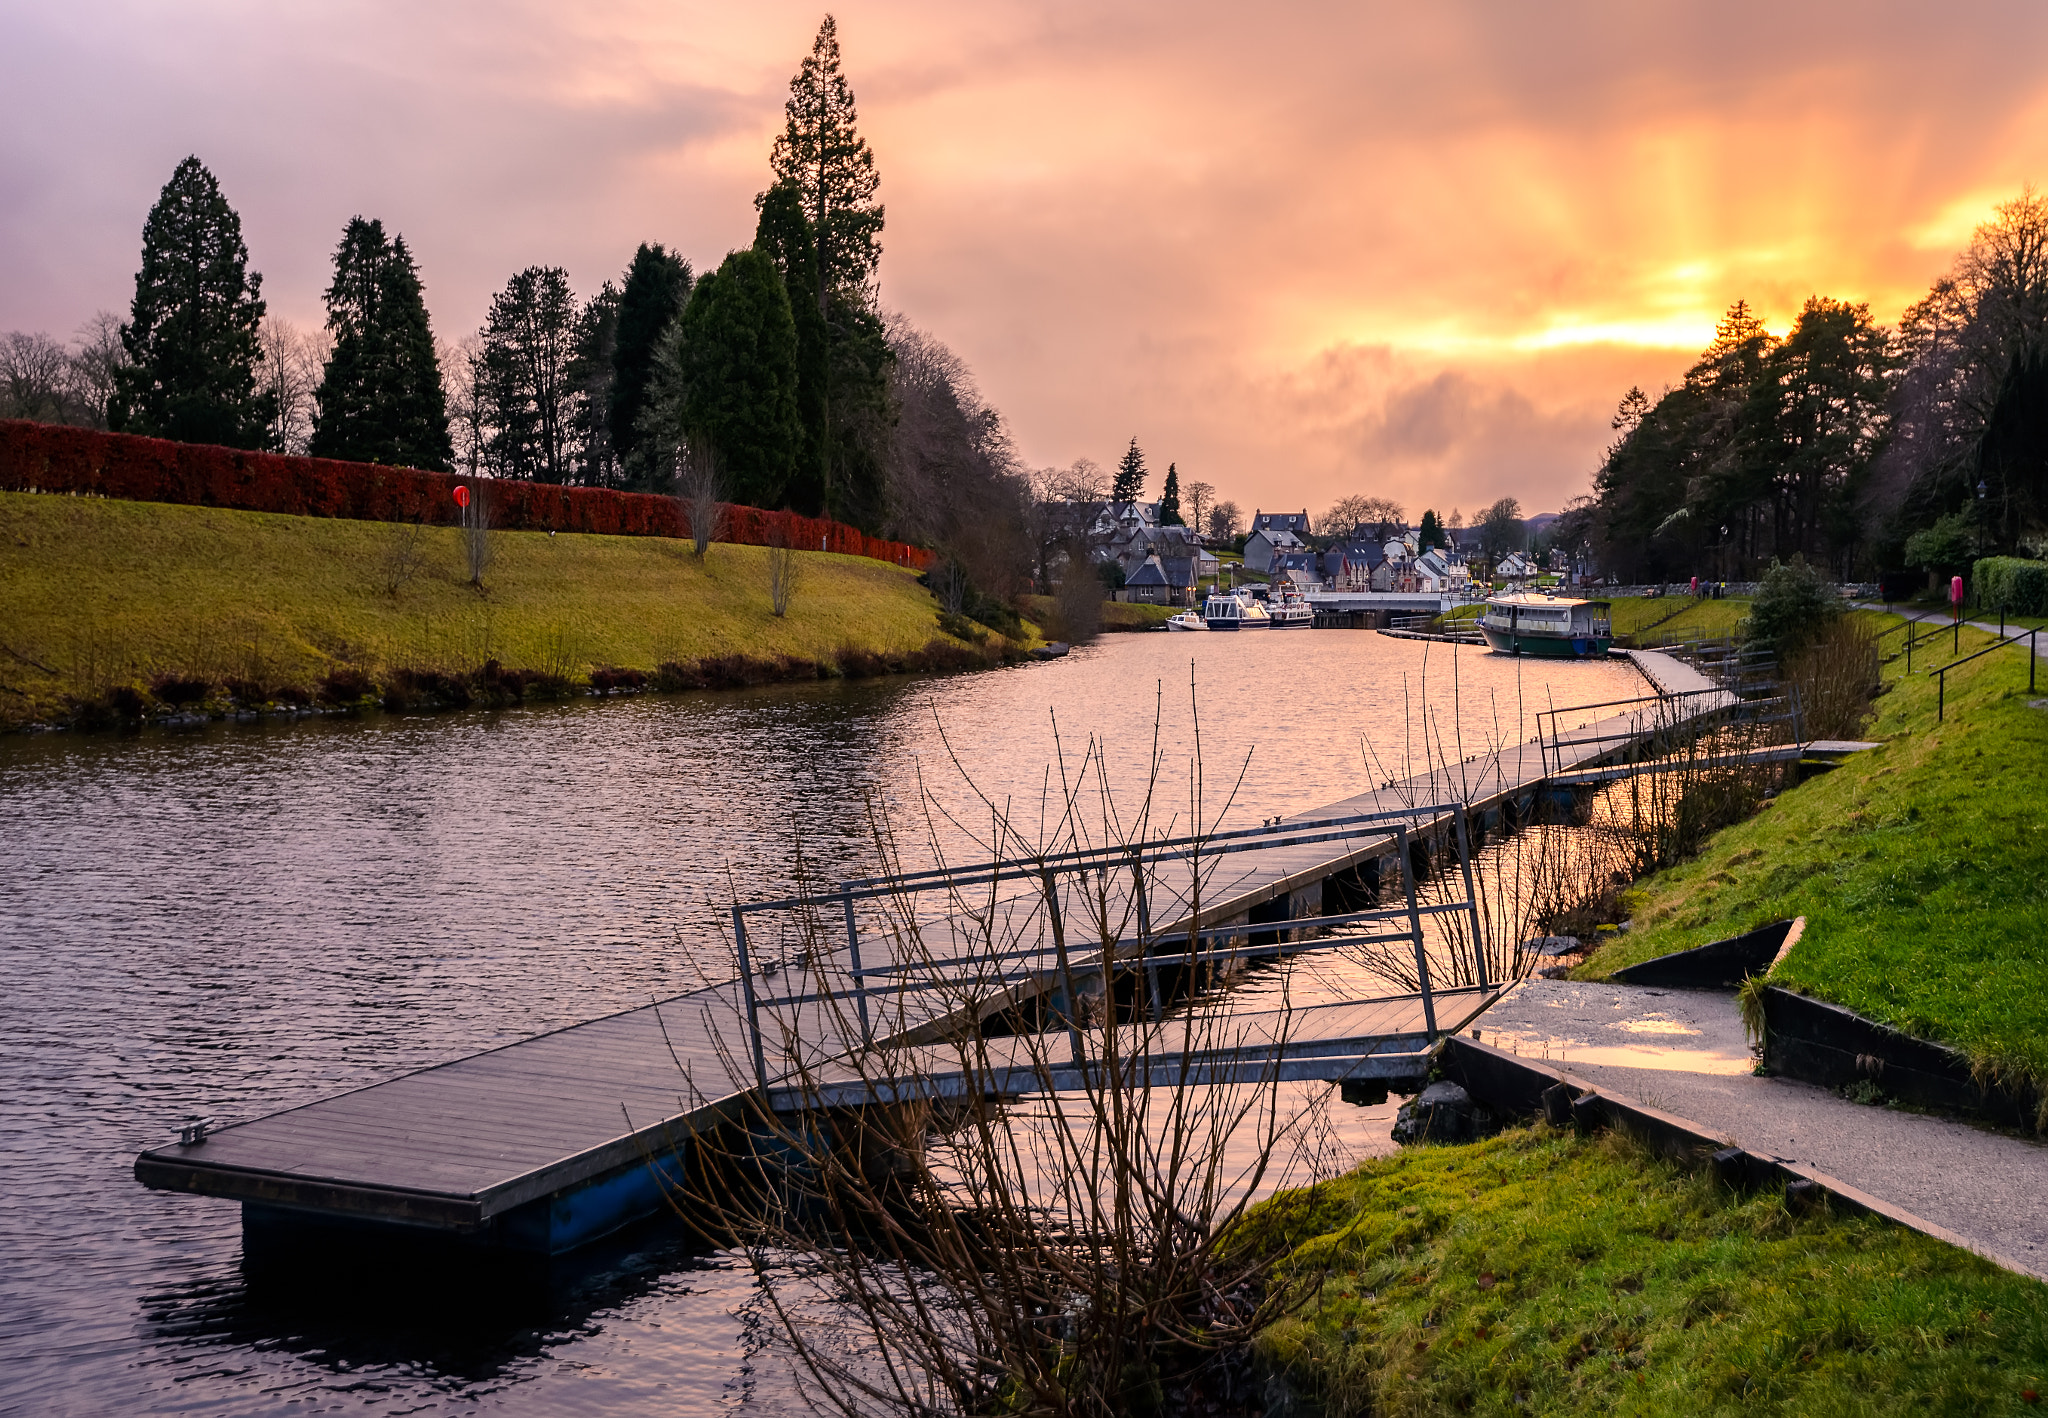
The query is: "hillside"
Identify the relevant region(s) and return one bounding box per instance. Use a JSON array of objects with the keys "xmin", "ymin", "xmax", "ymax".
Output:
[{"xmin": 0, "ymin": 491, "xmax": 993, "ymax": 728}]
